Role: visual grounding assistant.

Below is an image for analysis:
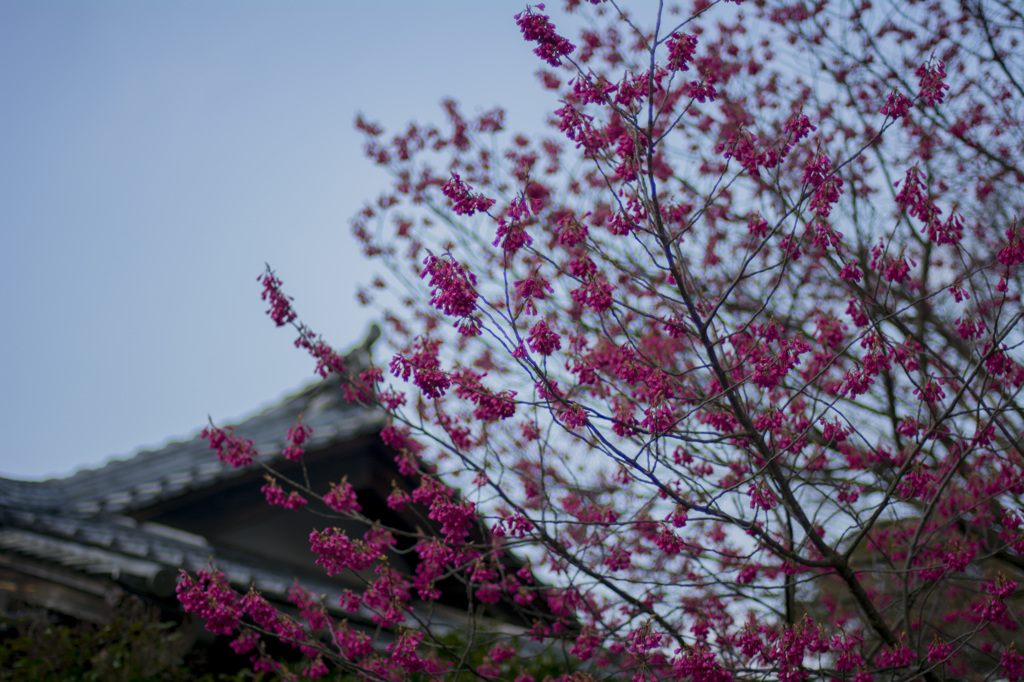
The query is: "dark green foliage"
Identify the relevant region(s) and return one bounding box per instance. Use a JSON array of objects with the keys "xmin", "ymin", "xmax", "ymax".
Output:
[{"xmin": 0, "ymin": 597, "xmax": 251, "ymax": 682}]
